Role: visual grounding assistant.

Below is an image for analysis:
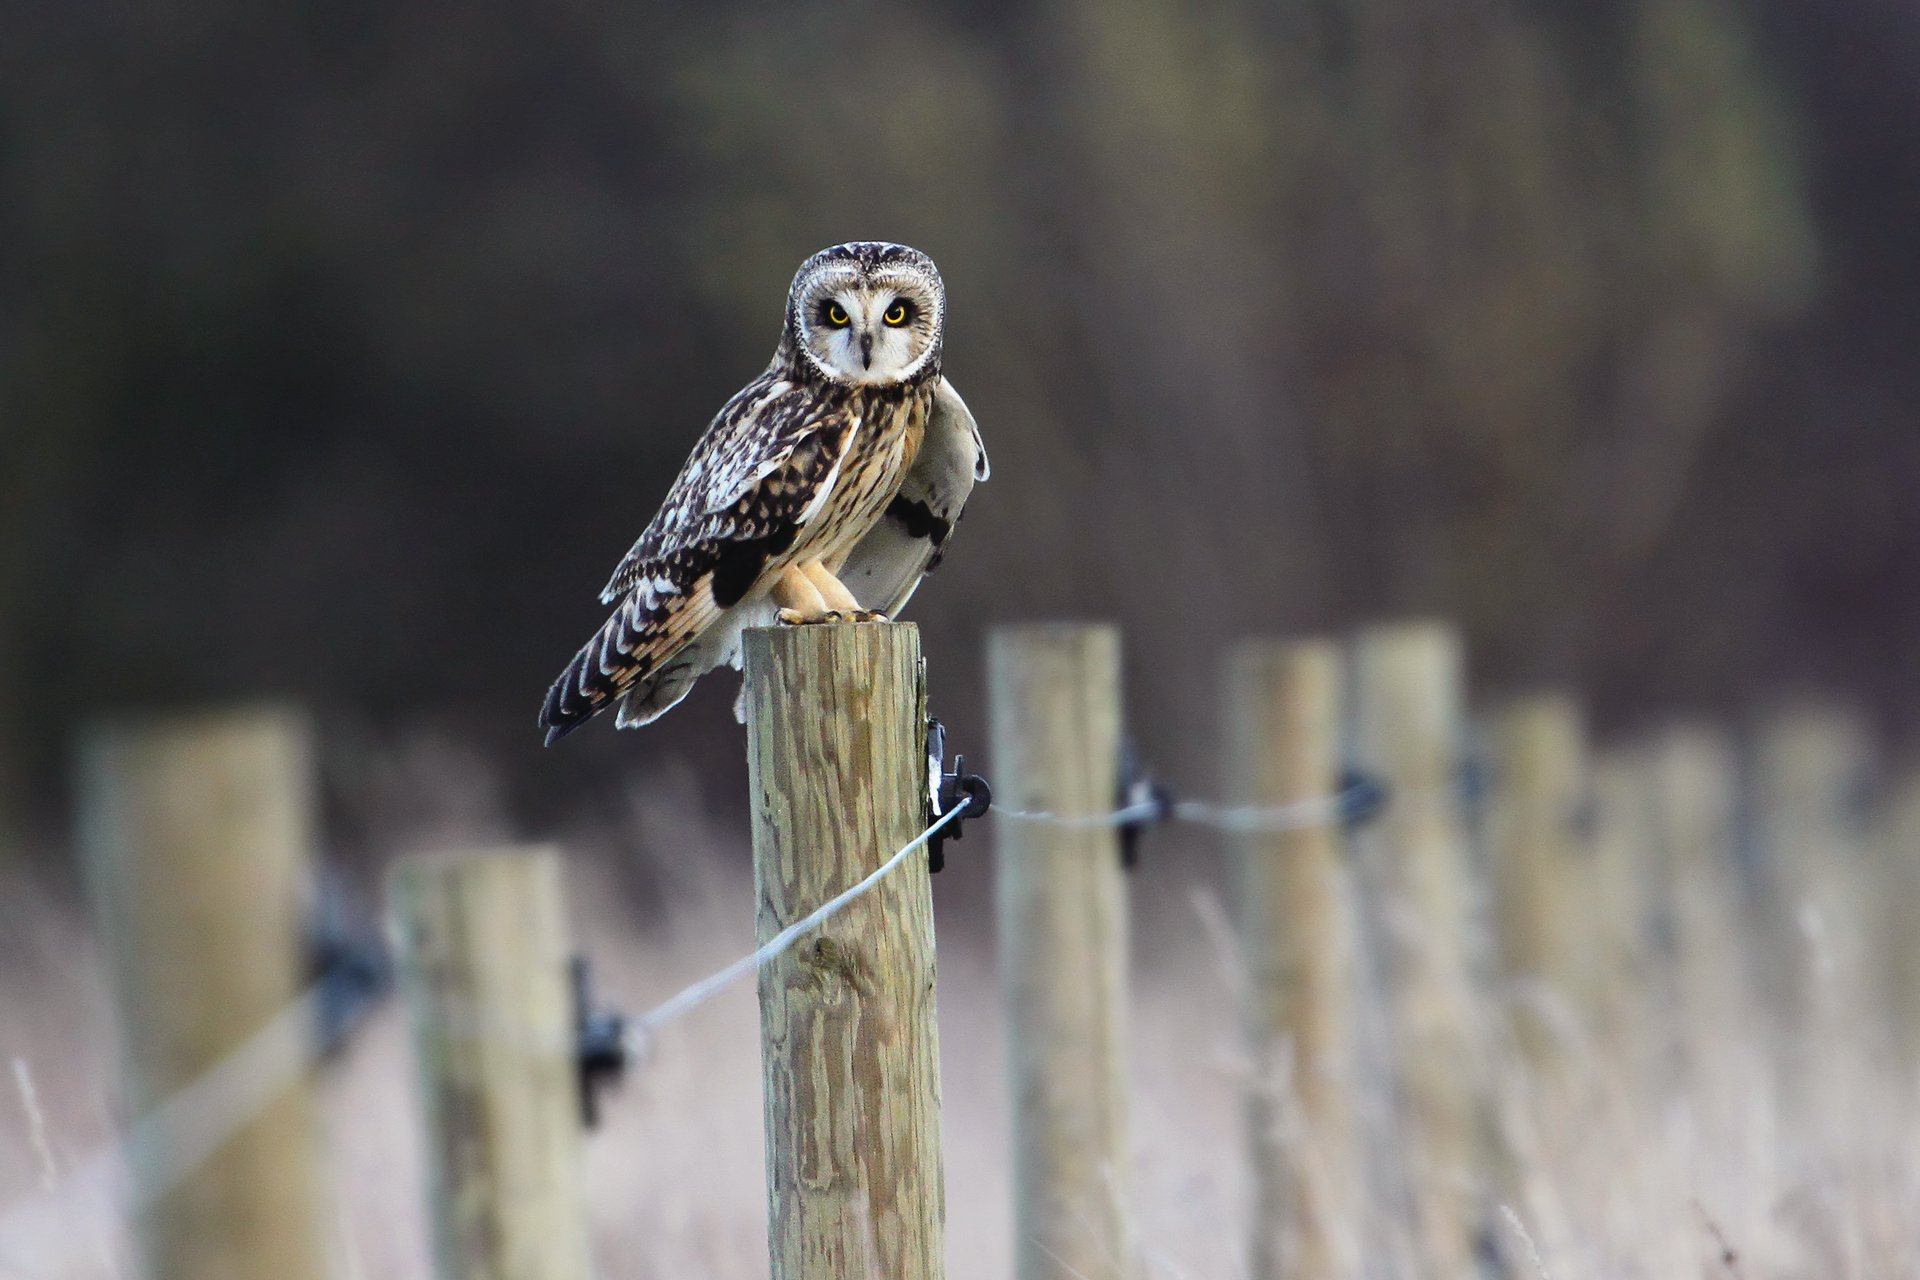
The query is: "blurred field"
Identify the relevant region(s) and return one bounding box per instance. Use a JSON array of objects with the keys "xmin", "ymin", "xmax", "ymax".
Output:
[{"xmin": 5, "ymin": 727, "xmax": 1920, "ymax": 1278}]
